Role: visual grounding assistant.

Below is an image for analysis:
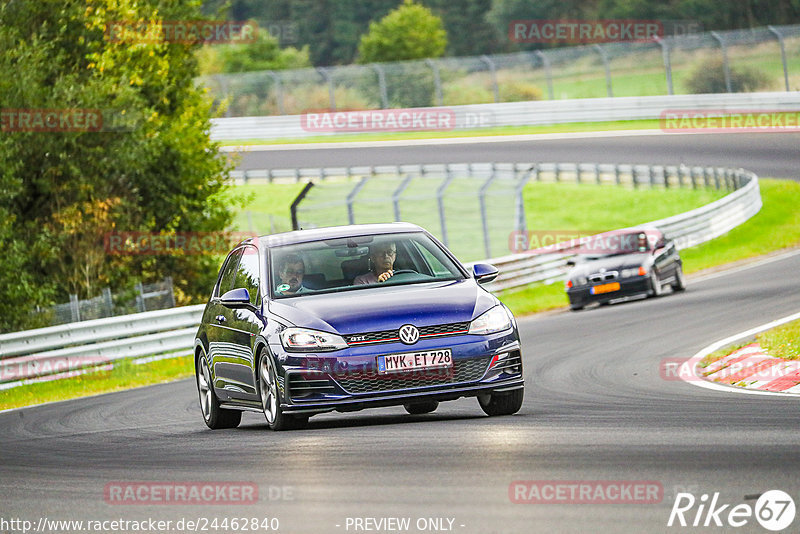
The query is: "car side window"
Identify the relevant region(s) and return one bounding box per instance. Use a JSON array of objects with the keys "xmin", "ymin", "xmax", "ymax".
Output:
[
  {"xmin": 216, "ymin": 248, "xmax": 244, "ymax": 298},
  {"xmin": 234, "ymin": 246, "xmax": 260, "ymax": 305}
]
